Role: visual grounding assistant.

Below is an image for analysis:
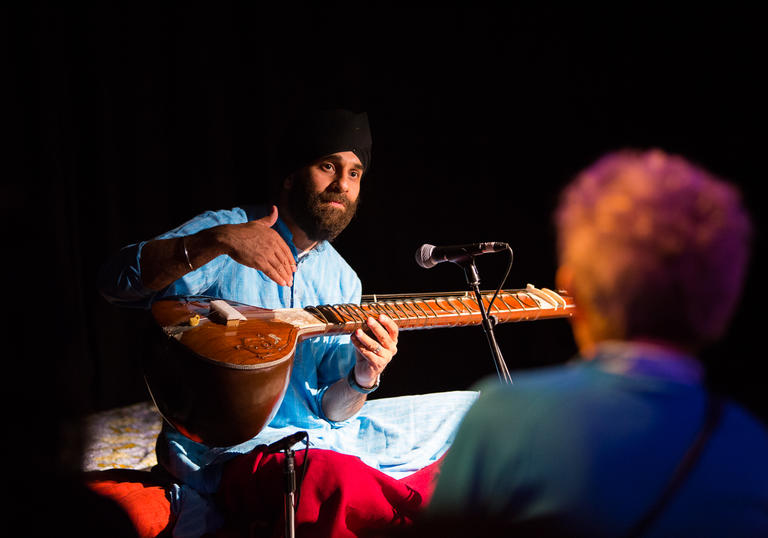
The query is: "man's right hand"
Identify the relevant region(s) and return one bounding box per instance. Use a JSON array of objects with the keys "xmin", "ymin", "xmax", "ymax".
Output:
[
  {"xmin": 141, "ymin": 206, "xmax": 297, "ymax": 291},
  {"xmin": 215, "ymin": 205, "xmax": 297, "ymax": 287}
]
